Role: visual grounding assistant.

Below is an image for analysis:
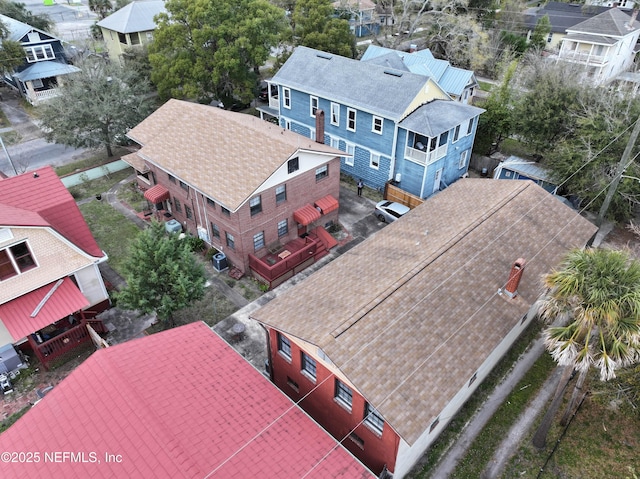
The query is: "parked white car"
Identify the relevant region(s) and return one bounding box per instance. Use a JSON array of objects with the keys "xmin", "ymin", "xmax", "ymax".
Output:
[{"xmin": 374, "ymin": 201, "xmax": 410, "ymax": 223}]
